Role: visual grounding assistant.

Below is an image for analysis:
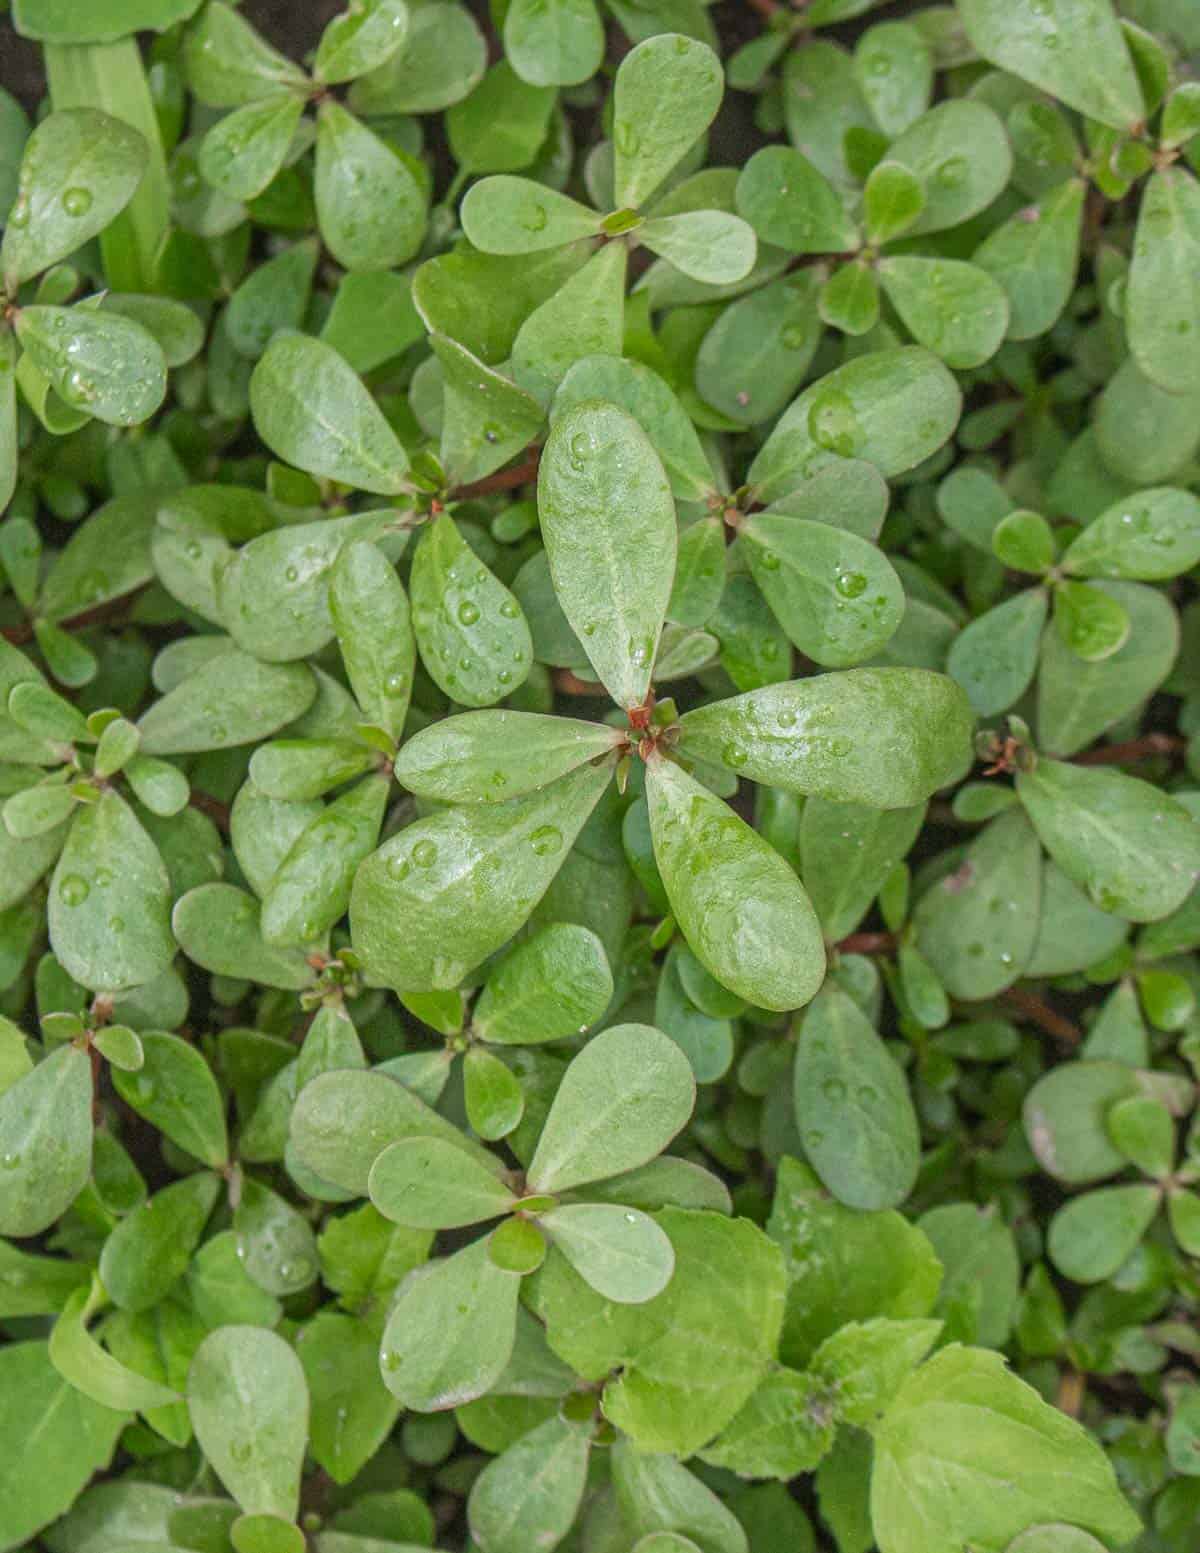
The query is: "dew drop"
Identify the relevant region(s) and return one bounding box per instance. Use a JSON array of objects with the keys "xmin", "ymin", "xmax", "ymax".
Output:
[
  {"xmin": 387, "ymin": 854, "xmax": 410, "ymax": 881},
  {"xmin": 821, "ymin": 1077, "xmax": 846, "ymax": 1101},
  {"xmin": 936, "ymin": 155, "xmax": 968, "ymax": 188},
  {"xmin": 808, "ymin": 388, "xmax": 864, "ymax": 458},
  {"xmin": 457, "ymin": 599, "xmax": 481, "ymax": 626},
  {"xmin": 384, "ymin": 671, "xmax": 407, "ymax": 695},
  {"xmin": 1, "ymin": 1151, "xmax": 20, "ymax": 1170},
  {"xmin": 58, "ymin": 874, "xmax": 89, "ymax": 906},
  {"xmin": 284, "ymin": 564, "xmax": 299, "ymax": 582},
  {"xmin": 569, "ymin": 431, "xmax": 589, "ymax": 472},
  {"xmin": 722, "ymin": 742, "xmax": 748, "ymax": 769},
  {"xmin": 61, "ymin": 186, "xmax": 93, "ymax": 217},
  {"xmin": 521, "ymin": 203, "xmax": 548, "ymax": 232},
  {"xmin": 529, "ymin": 824, "xmax": 562, "ymax": 856},
  {"xmin": 835, "ymin": 570, "xmax": 867, "ymax": 599},
  {"xmin": 412, "ymin": 839, "xmax": 438, "ymax": 868},
  {"xmin": 499, "ymin": 599, "xmax": 520, "ymax": 619}
]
